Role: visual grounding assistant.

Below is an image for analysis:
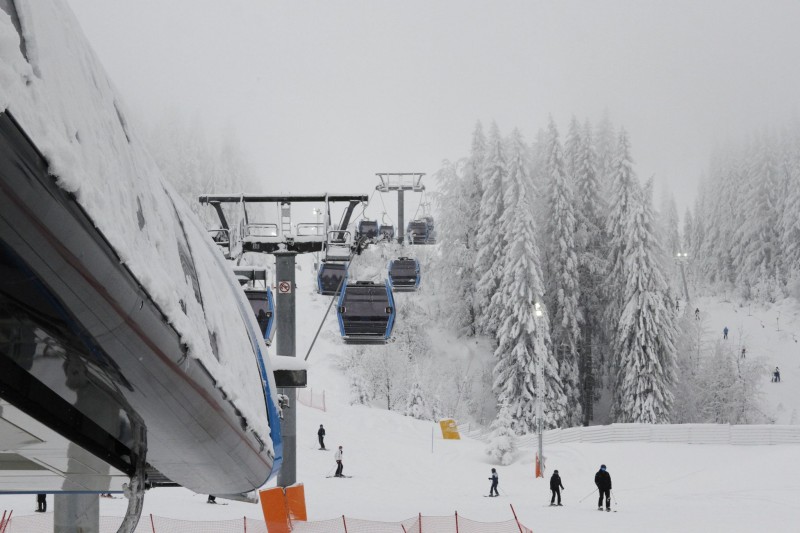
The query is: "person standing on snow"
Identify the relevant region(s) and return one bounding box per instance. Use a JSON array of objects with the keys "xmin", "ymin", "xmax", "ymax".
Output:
[
  {"xmin": 36, "ymin": 493, "xmax": 46, "ymax": 512},
  {"xmin": 774, "ymin": 367, "xmax": 781, "ymax": 383},
  {"xmin": 550, "ymin": 470, "xmax": 564, "ymax": 506},
  {"xmin": 723, "ymin": 326, "xmax": 729, "ymax": 339},
  {"xmin": 334, "ymin": 445, "xmax": 344, "ymax": 477},
  {"xmin": 695, "ymin": 308, "xmax": 700, "ymax": 320},
  {"xmin": 318, "ymin": 424, "xmax": 326, "ymax": 449},
  {"xmin": 595, "ymin": 464, "xmax": 612, "ymax": 511},
  {"xmin": 488, "ymin": 468, "xmax": 499, "ymax": 497}
]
